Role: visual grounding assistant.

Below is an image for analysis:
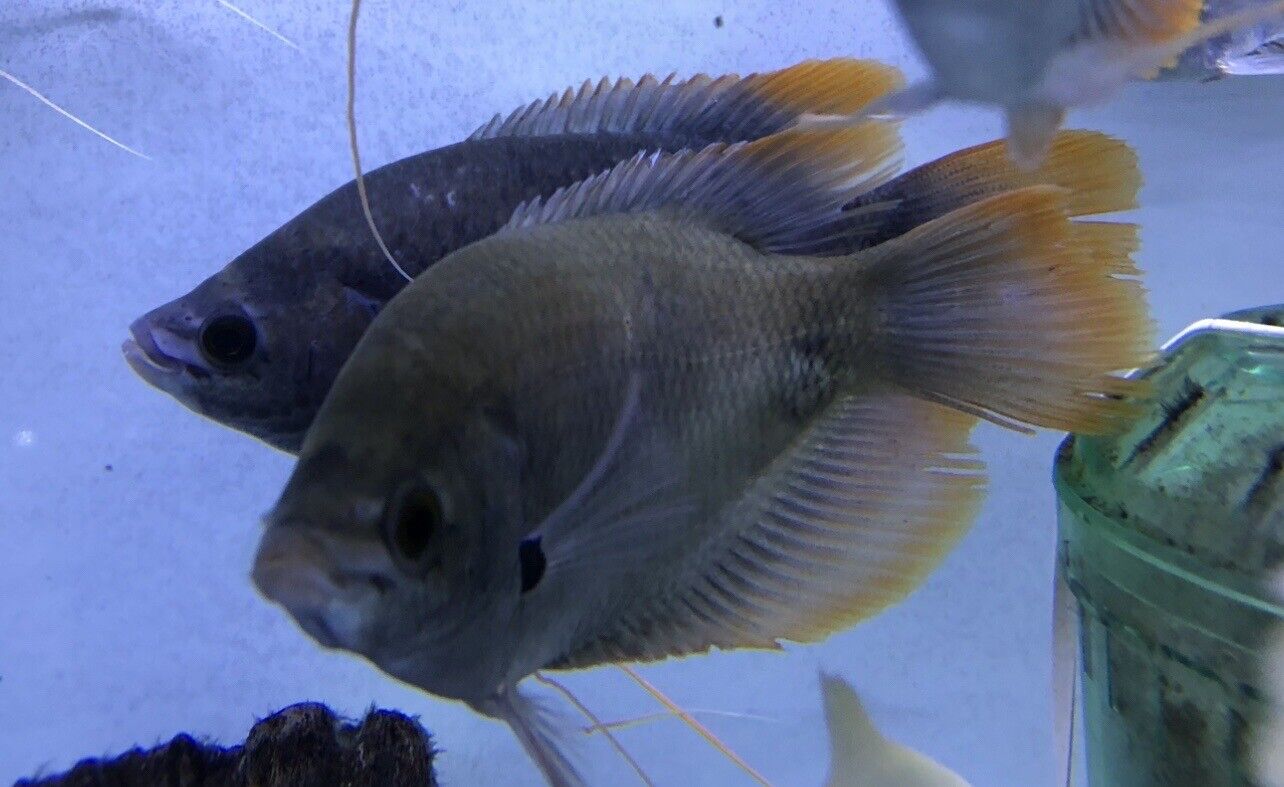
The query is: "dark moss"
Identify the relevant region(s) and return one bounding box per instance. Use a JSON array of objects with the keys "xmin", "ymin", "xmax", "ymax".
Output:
[{"xmin": 16, "ymin": 704, "xmax": 437, "ymax": 787}]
